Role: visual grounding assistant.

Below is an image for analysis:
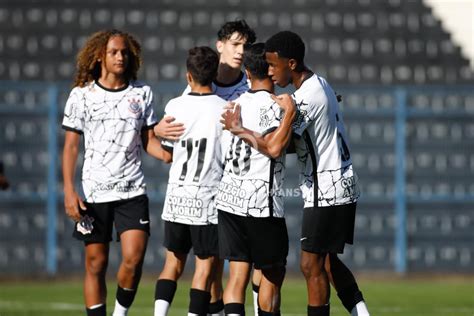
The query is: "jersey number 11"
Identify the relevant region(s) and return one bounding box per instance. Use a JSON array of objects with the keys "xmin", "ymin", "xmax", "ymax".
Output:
[{"xmin": 179, "ymin": 138, "xmax": 207, "ymax": 182}]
